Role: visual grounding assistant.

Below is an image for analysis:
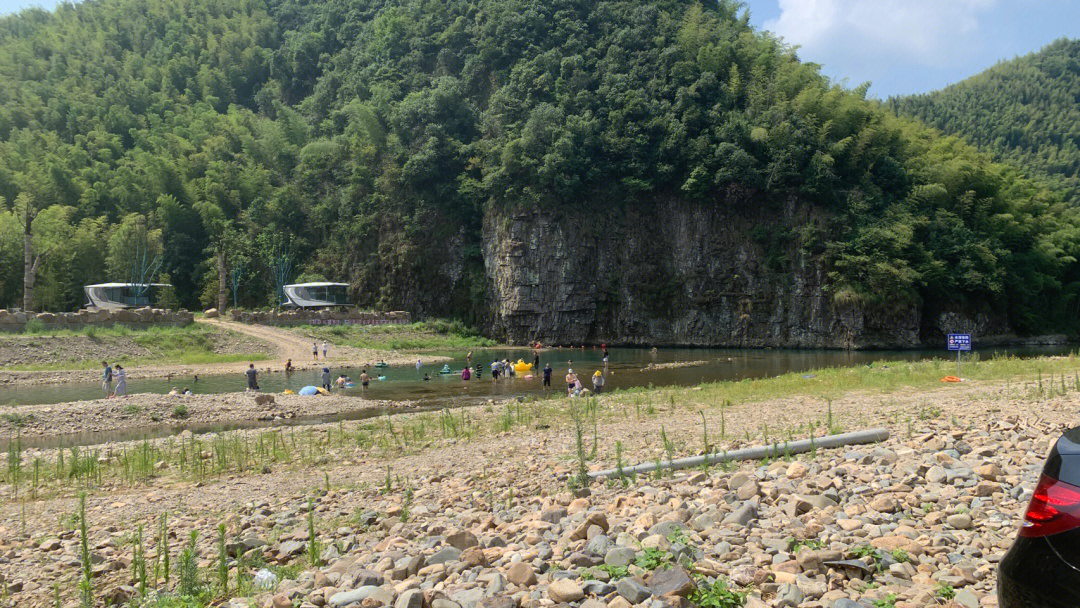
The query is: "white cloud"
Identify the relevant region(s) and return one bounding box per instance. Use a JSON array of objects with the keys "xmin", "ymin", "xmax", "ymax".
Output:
[{"xmin": 764, "ymin": 0, "xmax": 998, "ymax": 67}]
